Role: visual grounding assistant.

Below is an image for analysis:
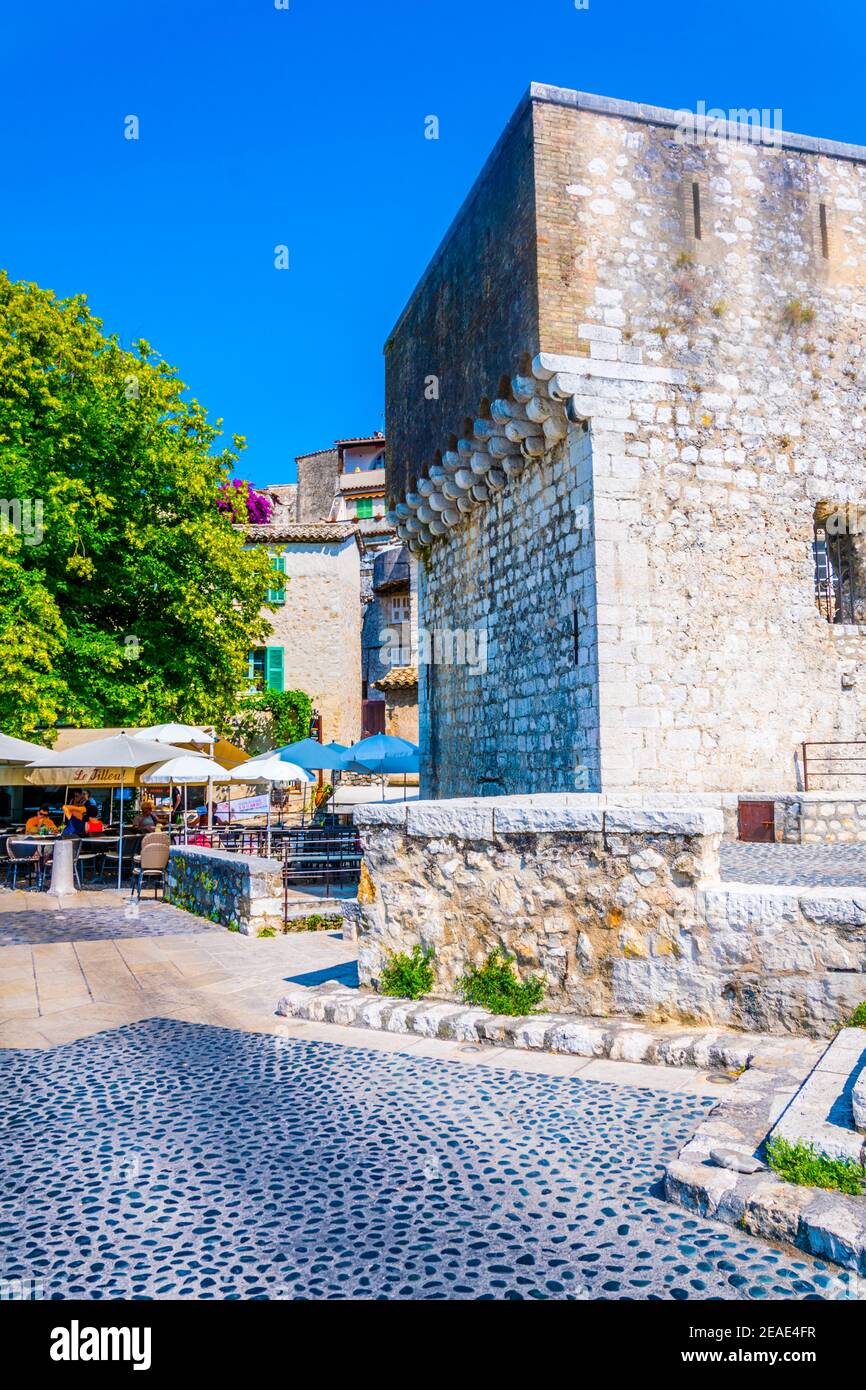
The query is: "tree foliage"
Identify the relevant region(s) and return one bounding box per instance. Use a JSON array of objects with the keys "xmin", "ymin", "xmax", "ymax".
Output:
[
  {"xmin": 0, "ymin": 270, "xmax": 275, "ymax": 736},
  {"xmin": 230, "ymin": 688, "xmax": 313, "ymax": 754}
]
